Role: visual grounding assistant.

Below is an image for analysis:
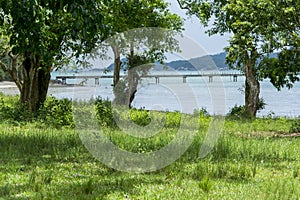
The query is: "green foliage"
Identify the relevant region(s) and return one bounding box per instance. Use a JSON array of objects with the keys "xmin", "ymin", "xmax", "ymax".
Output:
[
  {"xmin": 0, "ymin": 92, "xmax": 33, "ymax": 123},
  {"xmin": 0, "ymin": 93, "xmax": 74, "ymax": 128},
  {"xmin": 103, "ymin": 0, "xmax": 183, "ymax": 34},
  {"xmin": 0, "ymin": 67, "xmax": 10, "ymax": 81},
  {"xmin": 227, "ymin": 104, "xmax": 247, "ymax": 119},
  {"xmin": 178, "ymin": 0, "xmax": 300, "ymax": 118},
  {"xmin": 94, "ymin": 97, "xmax": 116, "ymax": 128},
  {"xmin": 259, "ymin": 49, "xmax": 300, "ymax": 90},
  {"xmin": 289, "ymin": 118, "xmax": 300, "ymax": 133},
  {"xmin": 0, "ymin": 0, "xmax": 108, "ymax": 112},
  {"xmin": 129, "ymin": 108, "xmax": 151, "ymax": 126},
  {"xmin": 228, "ymin": 98, "xmax": 266, "ymax": 119},
  {"xmin": 193, "ymin": 107, "xmax": 210, "ymax": 117},
  {"xmin": 102, "ymin": 0, "xmax": 183, "ymax": 106},
  {"xmin": 38, "ymin": 97, "xmax": 74, "ymax": 129},
  {"xmin": 0, "ymin": 0, "xmax": 107, "ymax": 61}
]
